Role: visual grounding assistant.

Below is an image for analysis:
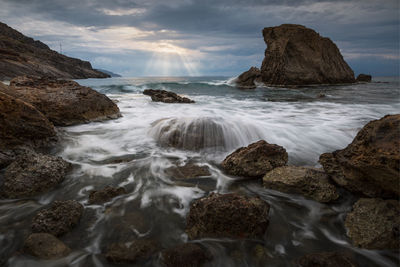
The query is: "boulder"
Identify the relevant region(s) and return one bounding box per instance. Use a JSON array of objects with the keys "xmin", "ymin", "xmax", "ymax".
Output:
[
  {"xmin": 263, "ymin": 166, "xmax": 339, "ymax": 202},
  {"xmin": 165, "ymin": 163, "xmax": 211, "ymax": 179},
  {"xmin": 186, "ymin": 193, "xmax": 270, "ymax": 239},
  {"xmin": 221, "ymin": 140, "xmax": 288, "ymax": 178},
  {"xmin": 344, "ymin": 198, "xmax": 399, "ymax": 250},
  {"xmin": 235, "ymin": 67, "xmax": 261, "ymax": 89},
  {"xmin": 260, "ymin": 24, "xmax": 355, "ymax": 86},
  {"xmin": 0, "ymin": 152, "xmax": 71, "ymax": 198},
  {"xmin": 319, "ymin": 114, "xmax": 400, "ymax": 198},
  {"xmin": 161, "ymin": 243, "xmax": 212, "ymax": 267},
  {"xmin": 23, "ymin": 233, "xmax": 71, "ymax": 259},
  {"xmin": 294, "ymin": 251, "xmax": 358, "ymax": 267},
  {"xmin": 88, "ymin": 186, "xmax": 126, "ymax": 204},
  {"xmin": 32, "ymin": 200, "xmax": 84, "ymax": 237},
  {"xmin": 356, "ymin": 74, "xmax": 372, "ymax": 82},
  {"xmin": 105, "ymin": 239, "xmax": 159, "ymax": 264},
  {"xmin": 5, "ymin": 75, "xmax": 120, "ymax": 126},
  {"xmin": 143, "ymin": 89, "xmax": 195, "ymax": 103}
]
